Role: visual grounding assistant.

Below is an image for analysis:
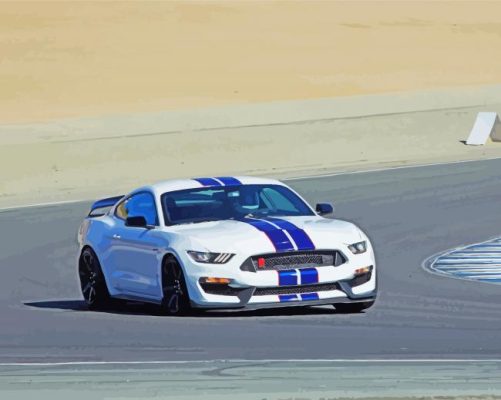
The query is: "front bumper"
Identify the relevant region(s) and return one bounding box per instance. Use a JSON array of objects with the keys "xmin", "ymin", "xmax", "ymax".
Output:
[
  {"xmin": 191, "ymin": 283, "xmax": 376, "ymax": 310},
  {"xmin": 195, "ymin": 292, "xmax": 376, "ymax": 311},
  {"xmin": 181, "ymin": 250, "xmax": 377, "ymax": 310}
]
